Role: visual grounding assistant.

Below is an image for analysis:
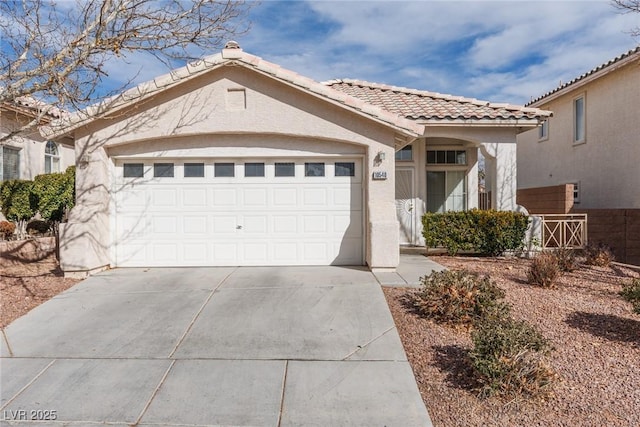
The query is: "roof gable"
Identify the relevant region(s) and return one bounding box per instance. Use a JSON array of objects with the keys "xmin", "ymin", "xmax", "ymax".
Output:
[
  {"xmin": 44, "ymin": 46, "xmax": 424, "ymax": 139},
  {"xmin": 527, "ymin": 46, "xmax": 640, "ymax": 107}
]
